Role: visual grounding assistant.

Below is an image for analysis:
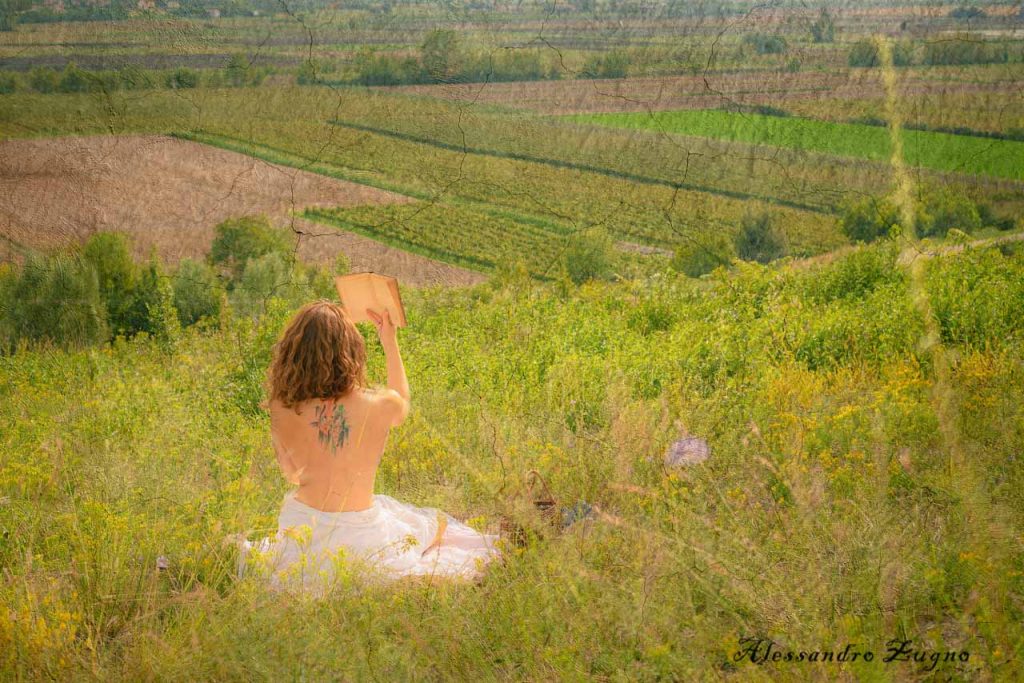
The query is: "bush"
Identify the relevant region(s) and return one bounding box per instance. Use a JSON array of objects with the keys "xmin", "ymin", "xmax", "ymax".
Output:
[
  {"xmin": 924, "ymin": 34, "xmax": 1008, "ymax": 65},
  {"xmin": 58, "ymin": 62, "xmax": 90, "ymax": 93},
  {"xmin": 119, "ymin": 65, "xmax": 154, "ymax": 90},
  {"xmin": 0, "ymin": 71, "xmax": 17, "ymax": 94},
  {"xmin": 208, "ymin": 215, "xmax": 292, "ymax": 283},
  {"xmin": 225, "ymin": 54, "xmax": 249, "ymax": 87},
  {"xmin": 914, "ymin": 187, "xmax": 982, "ymax": 239},
  {"xmin": 801, "ymin": 243, "xmax": 902, "ymax": 305},
  {"xmin": 165, "ymin": 67, "xmax": 199, "ymax": 89},
  {"xmin": 229, "ymin": 251, "xmax": 301, "ymax": 319},
  {"xmin": 563, "ymin": 227, "xmax": 617, "ymax": 284},
  {"xmin": 734, "ymin": 213, "xmax": 787, "ymax": 264},
  {"xmin": 581, "ymin": 49, "xmax": 631, "ymax": 79},
  {"xmin": 82, "ymin": 231, "xmax": 137, "ymax": 336},
  {"xmin": 976, "ymin": 203, "xmax": 1016, "ymax": 231},
  {"xmin": 849, "ymin": 40, "xmax": 913, "ymax": 67},
  {"xmin": 670, "ymin": 232, "xmax": 734, "ymax": 277},
  {"xmin": 949, "ymin": 6, "xmax": 985, "ymax": 19},
  {"xmin": 809, "ymin": 8, "xmax": 835, "ymax": 43},
  {"xmin": 120, "ymin": 255, "xmax": 166, "ymax": 338},
  {"xmin": 172, "ymin": 258, "xmax": 222, "ymax": 327},
  {"xmin": 421, "ymin": 29, "xmax": 463, "ymax": 82},
  {"xmin": 840, "ymin": 196, "xmax": 903, "ymax": 244},
  {"xmin": 1, "ymin": 250, "xmax": 108, "ymax": 348},
  {"xmin": 743, "ymin": 34, "xmax": 787, "ymax": 55},
  {"xmin": 28, "ymin": 66, "xmax": 58, "ymax": 93}
]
